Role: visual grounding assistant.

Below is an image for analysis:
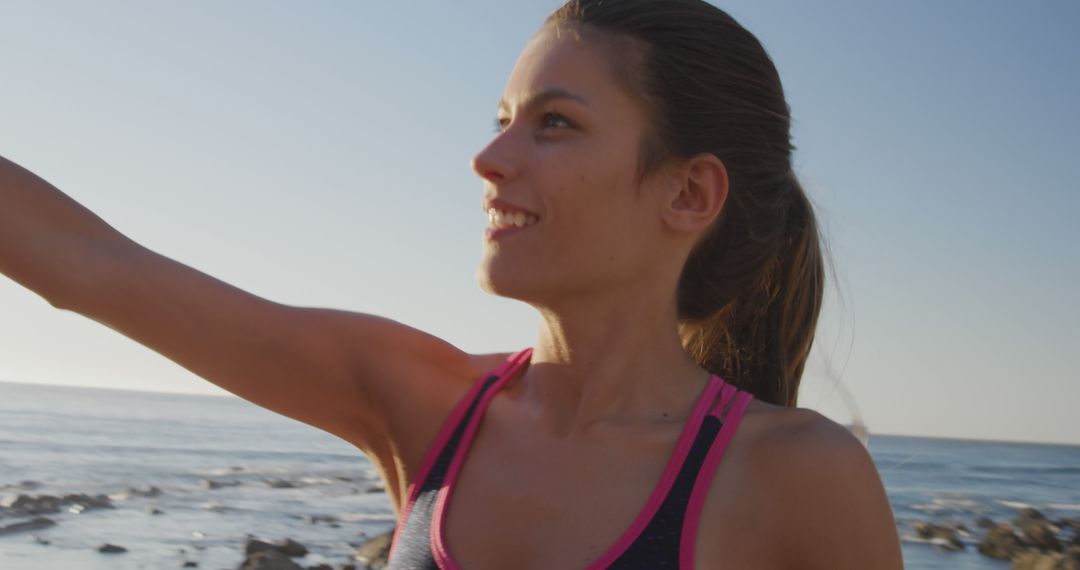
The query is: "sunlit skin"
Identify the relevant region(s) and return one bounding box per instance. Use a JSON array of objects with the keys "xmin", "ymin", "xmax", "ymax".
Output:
[
  {"xmin": 473, "ymin": 24, "xmax": 730, "ymax": 438},
  {"xmin": 0, "ymin": 17, "xmax": 902, "ymax": 570},
  {"xmin": 437, "ymin": 24, "xmax": 904, "ymax": 569}
]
